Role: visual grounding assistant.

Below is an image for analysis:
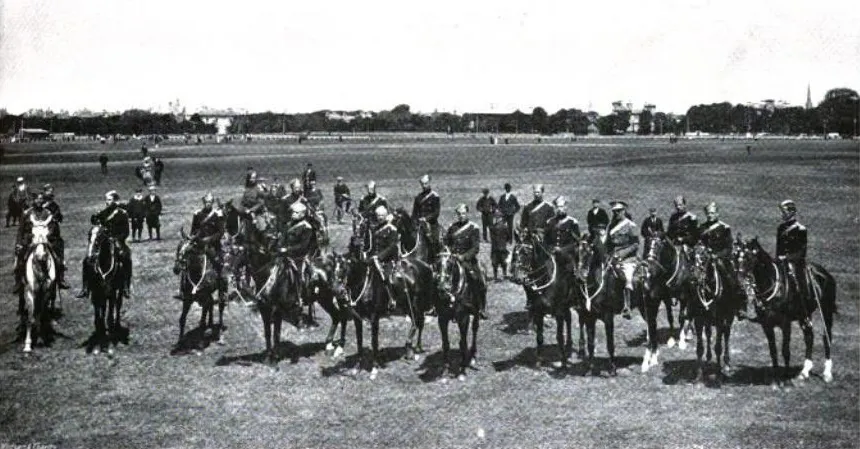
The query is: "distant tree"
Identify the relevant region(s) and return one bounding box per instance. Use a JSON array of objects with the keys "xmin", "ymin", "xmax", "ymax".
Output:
[
  {"xmin": 531, "ymin": 107, "xmax": 548, "ymax": 134},
  {"xmin": 637, "ymin": 110, "xmax": 653, "ymax": 135},
  {"xmin": 819, "ymin": 88, "xmax": 859, "ymax": 136}
]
